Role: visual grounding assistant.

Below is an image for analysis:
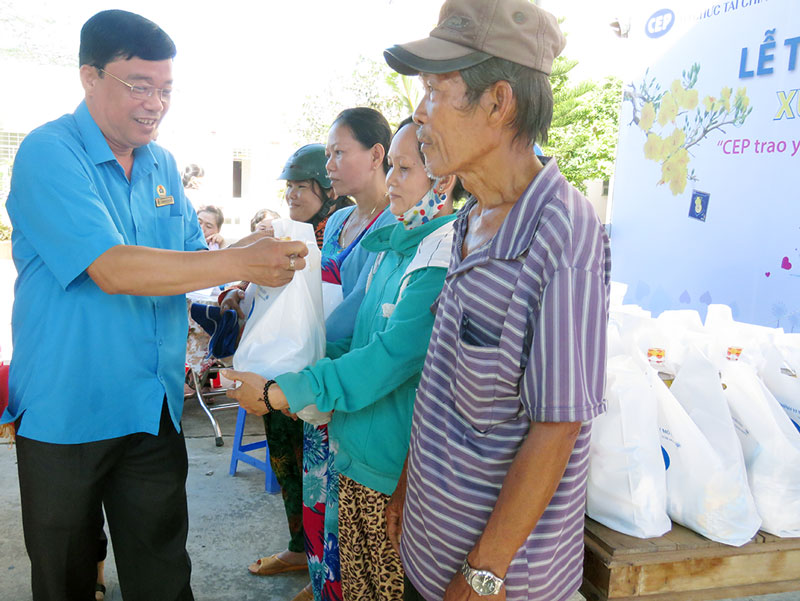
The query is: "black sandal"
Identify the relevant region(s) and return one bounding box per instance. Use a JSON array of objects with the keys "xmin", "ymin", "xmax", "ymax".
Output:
[{"xmin": 95, "ymin": 583, "xmax": 106, "ymax": 601}]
